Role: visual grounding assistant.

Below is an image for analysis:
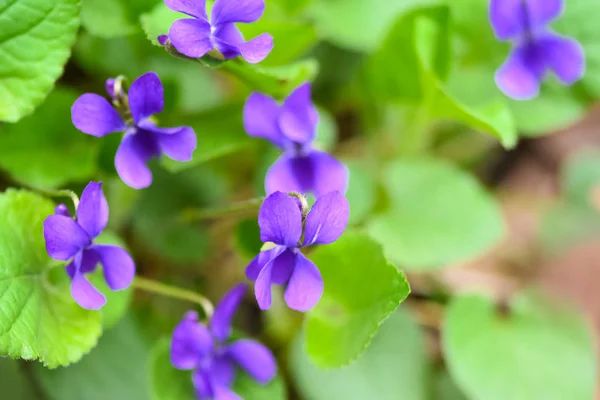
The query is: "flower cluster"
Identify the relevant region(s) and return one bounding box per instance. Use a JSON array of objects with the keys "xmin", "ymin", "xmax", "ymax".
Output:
[
  {"xmin": 171, "ymin": 284, "xmax": 276, "ymax": 399},
  {"xmin": 490, "ymin": 0, "xmax": 585, "ymax": 100}
]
